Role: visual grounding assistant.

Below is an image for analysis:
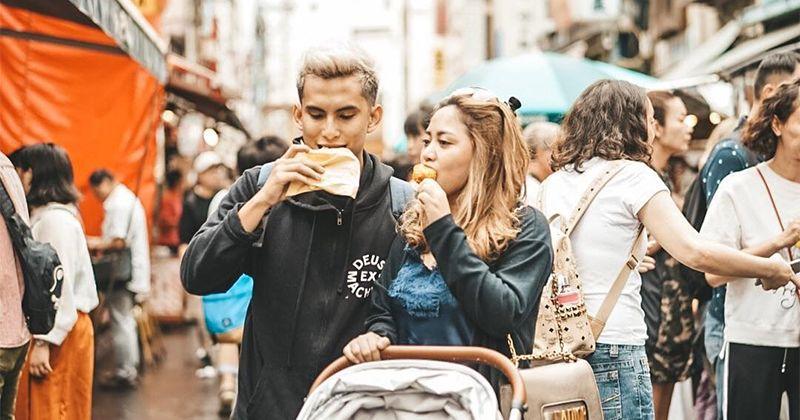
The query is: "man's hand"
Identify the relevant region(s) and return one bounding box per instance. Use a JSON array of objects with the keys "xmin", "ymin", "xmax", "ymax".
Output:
[
  {"xmin": 343, "ymin": 332, "xmax": 390, "ymax": 364},
  {"xmin": 238, "ymin": 145, "xmax": 325, "ymax": 233},
  {"xmin": 255, "ymin": 144, "xmax": 325, "ymax": 208},
  {"xmin": 29, "ymin": 341, "xmax": 53, "ymax": 379},
  {"xmin": 416, "ymin": 179, "xmax": 451, "ymax": 228}
]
